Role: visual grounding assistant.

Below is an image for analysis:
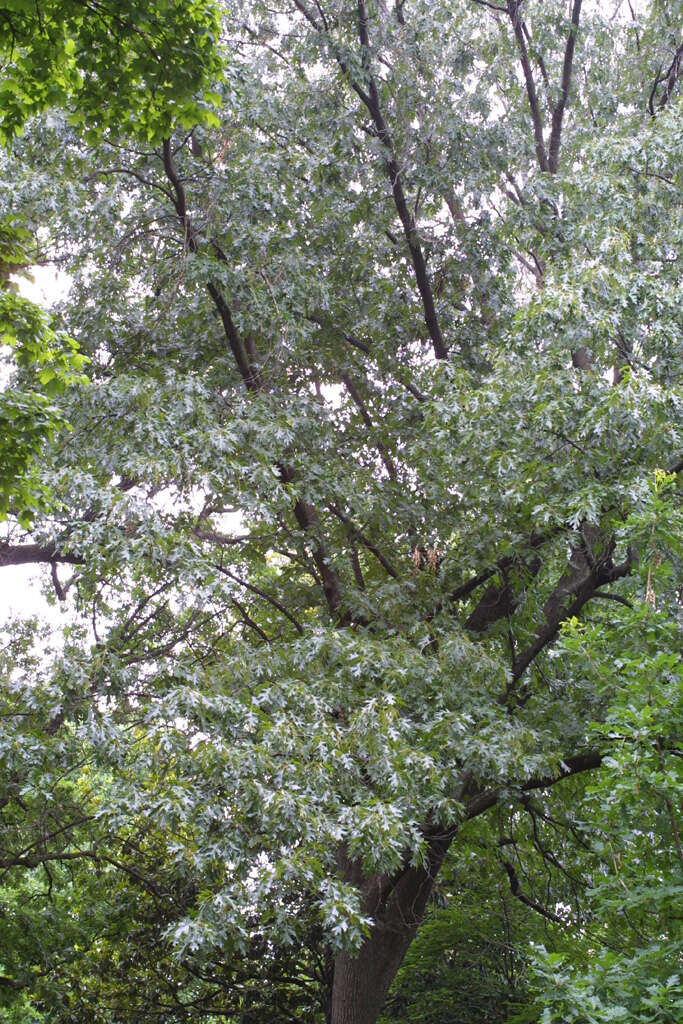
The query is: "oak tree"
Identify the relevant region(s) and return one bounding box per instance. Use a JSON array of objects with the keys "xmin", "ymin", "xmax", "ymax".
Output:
[{"xmin": 1, "ymin": 2, "xmax": 681, "ymax": 1022}]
